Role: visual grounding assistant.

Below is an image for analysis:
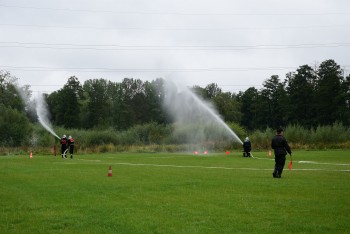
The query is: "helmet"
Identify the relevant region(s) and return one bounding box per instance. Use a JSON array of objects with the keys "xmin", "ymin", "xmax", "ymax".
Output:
[
  {"xmin": 68, "ymin": 136, "xmax": 72, "ymax": 139},
  {"xmin": 63, "ymin": 135, "xmax": 66, "ymax": 138},
  {"xmin": 245, "ymin": 137, "xmax": 249, "ymax": 142}
]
